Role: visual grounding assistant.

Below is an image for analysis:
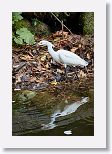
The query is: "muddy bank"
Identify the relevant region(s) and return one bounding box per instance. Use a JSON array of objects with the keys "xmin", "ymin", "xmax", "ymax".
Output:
[{"xmin": 12, "ymin": 33, "xmax": 94, "ymax": 91}]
